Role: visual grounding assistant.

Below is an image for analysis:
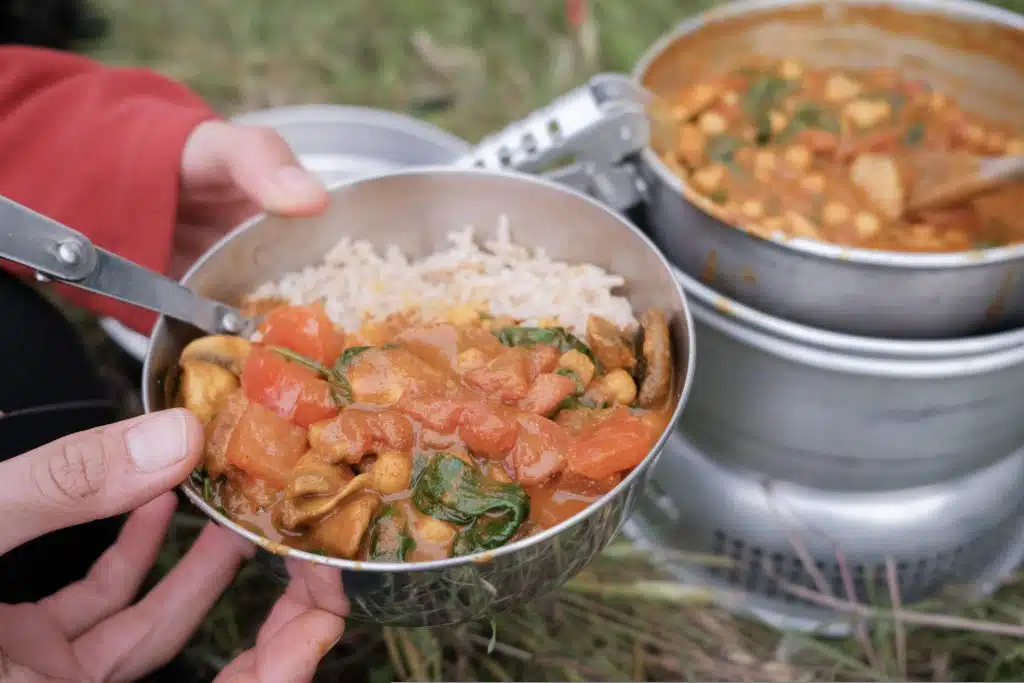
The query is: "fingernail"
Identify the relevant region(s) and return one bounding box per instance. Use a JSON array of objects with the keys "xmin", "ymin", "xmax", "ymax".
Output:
[
  {"xmin": 273, "ymin": 165, "xmax": 323, "ymax": 198},
  {"xmin": 125, "ymin": 411, "xmax": 192, "ymax": 473}
]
